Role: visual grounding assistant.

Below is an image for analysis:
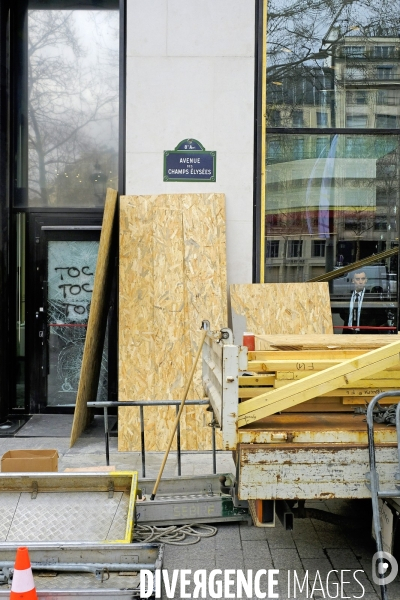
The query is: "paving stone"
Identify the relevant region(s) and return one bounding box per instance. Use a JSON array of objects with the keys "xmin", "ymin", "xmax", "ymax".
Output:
[
  {"xmin": 265, "ymin": 525, "xmax": 296, "ymax": 549},
  {"xmin": 295, "ymin": 540, "xmax": 327, "ymax": 559},
  {"xmin": 214, "ymin": 523, "xmax": 242, "ymax": 549},
  {"xmin": 270, "ymin": 548, "xmax": 302, "ymax": 571},
  {"xmin": 239, "ymin": 522, "xmax": 267, "ymax": 541},
  {"xmin": 325, "ymin": 547, "xmax": 363, "ymax": 569}
]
